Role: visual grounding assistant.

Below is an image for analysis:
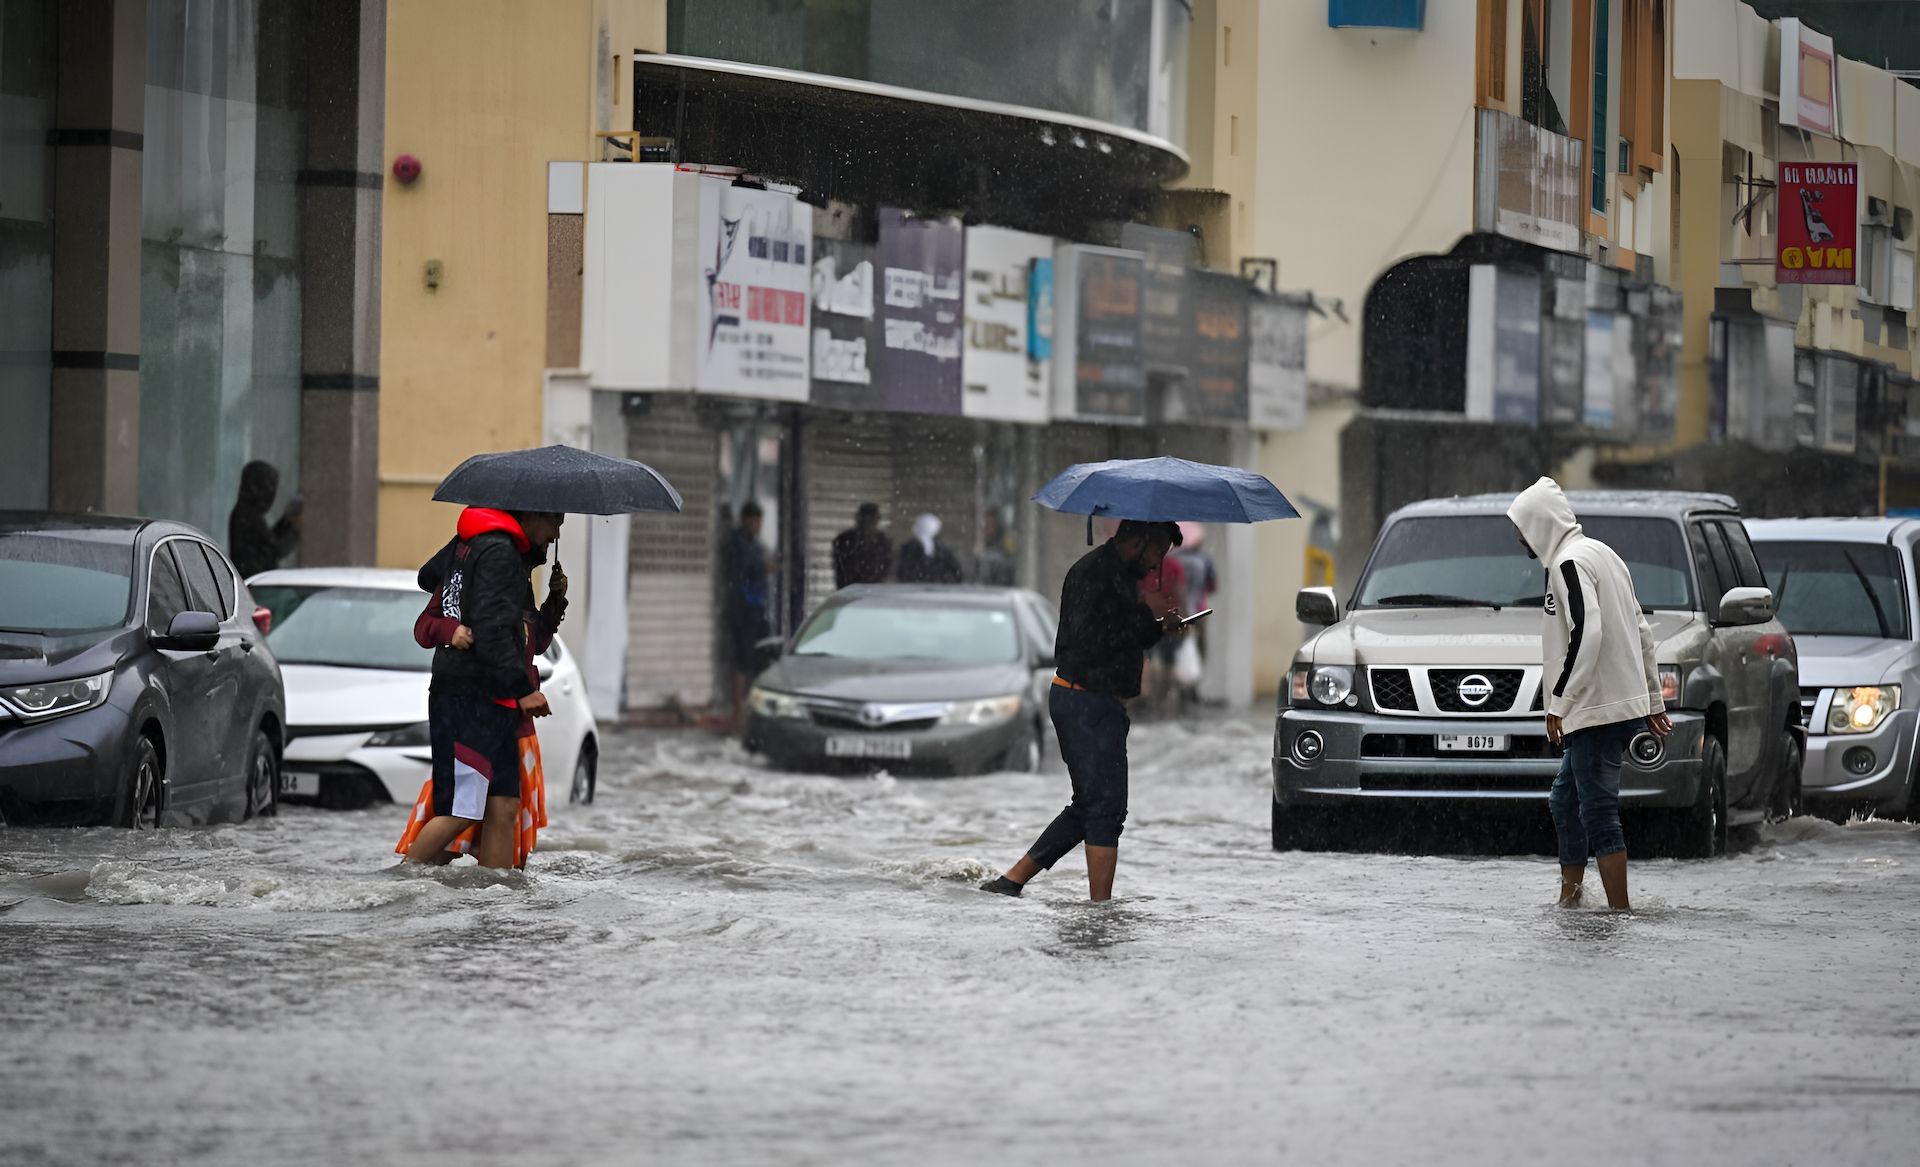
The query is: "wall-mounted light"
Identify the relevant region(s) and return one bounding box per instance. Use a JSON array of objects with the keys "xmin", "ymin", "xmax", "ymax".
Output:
[{"xmin": 393, "ymin": 154, "xmax": 422, "ymax": 184}]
